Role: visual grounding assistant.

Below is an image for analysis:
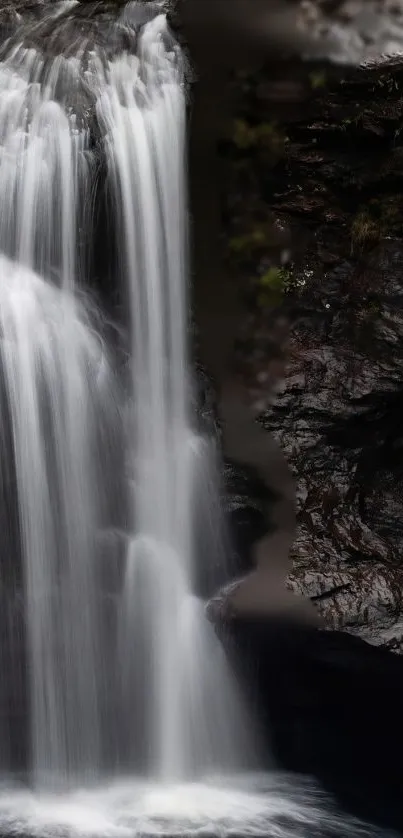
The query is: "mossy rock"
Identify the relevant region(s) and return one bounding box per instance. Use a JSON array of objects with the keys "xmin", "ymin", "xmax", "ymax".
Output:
[
  {"xmin": 232, "ymin": 118, "xmax": 285, "ymax": 158},
  {"xmin": 229, "ymin": 229, "xmax": 266, "ymax": 255},
  {"xmin": 309, "ymin": 70, "xmax": 328, "ymax": 90},
  {"xmin": 256, "ymin": 266, "xmax": 293, "ymax": 307},
  {"xmin": 351, "ymin": 213, "xmax": 381, "ymax": 254}
]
